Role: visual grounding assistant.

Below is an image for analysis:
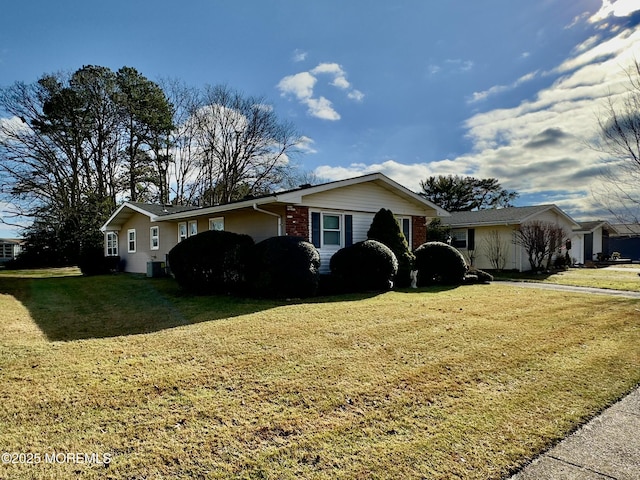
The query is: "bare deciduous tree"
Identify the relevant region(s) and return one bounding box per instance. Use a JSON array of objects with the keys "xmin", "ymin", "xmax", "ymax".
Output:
[
  {"xmin": 592, "ymin": 59, "xmax": 640, "ymax": 222},
  {"xmin": 190, "ymin": 84, "xmax": 301, "ymax": 206},
  {"xmin": 514, "ymin": 221, "xmax": 566, "ymax": 272},
  {"xmin": 483, "ymin": 229, "xmax": 508, "ymax": 270}
]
